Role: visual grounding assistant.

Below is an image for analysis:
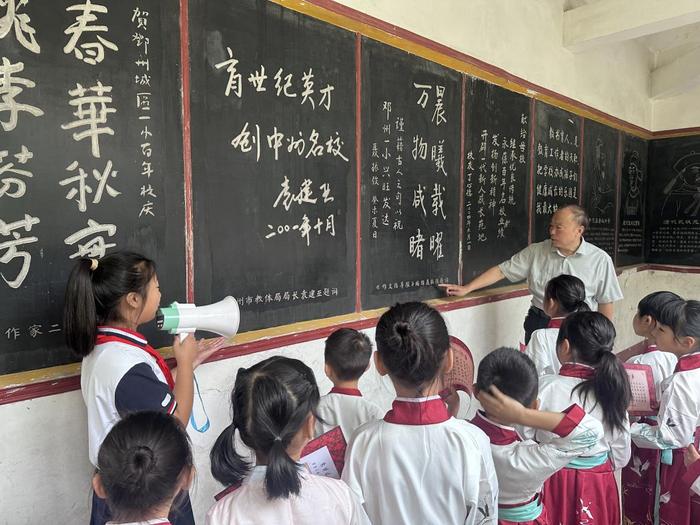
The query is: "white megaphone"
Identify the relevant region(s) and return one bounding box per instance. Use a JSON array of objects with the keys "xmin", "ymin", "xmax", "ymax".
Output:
[{"xmin": 156, "ymin": 296, "xmax": 240, "ymax": 341}]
